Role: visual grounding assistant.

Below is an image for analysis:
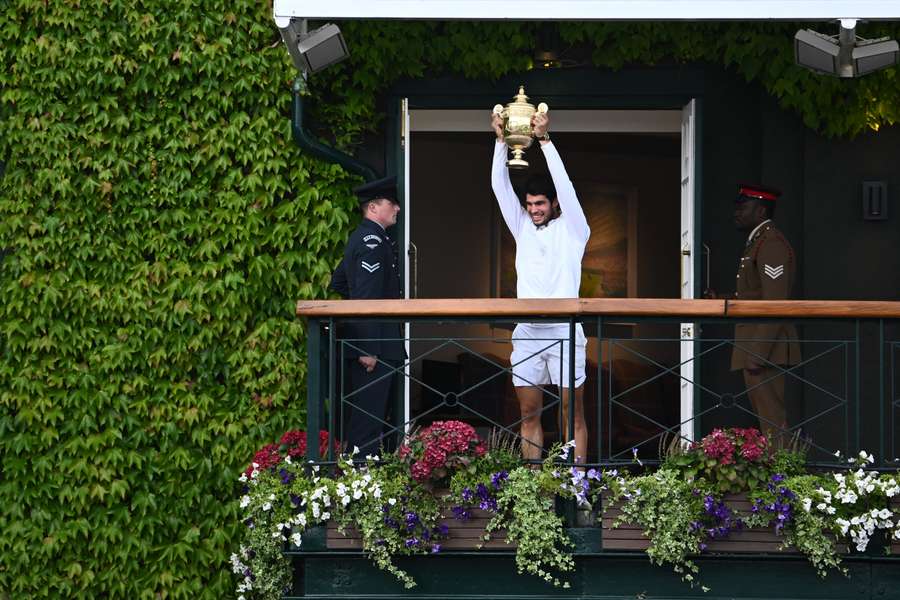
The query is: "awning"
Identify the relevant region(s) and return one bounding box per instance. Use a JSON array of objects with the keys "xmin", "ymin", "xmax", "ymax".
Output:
[{"xmin": 273, "ymin": 1, "xmax": 900, "ymax": 23}]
